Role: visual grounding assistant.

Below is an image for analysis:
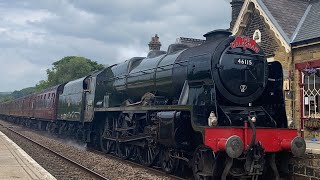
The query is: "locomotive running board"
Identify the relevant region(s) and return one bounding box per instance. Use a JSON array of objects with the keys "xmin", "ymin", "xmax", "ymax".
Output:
[{"xmin": 95, "ymin": 105, "xmax": 192, "ymax": 112}]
